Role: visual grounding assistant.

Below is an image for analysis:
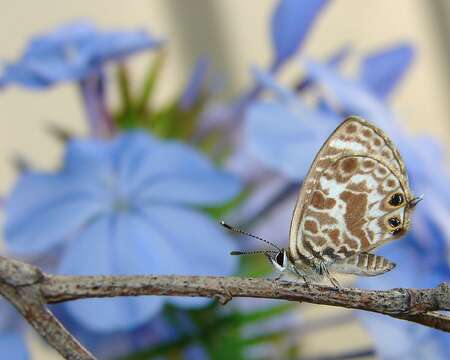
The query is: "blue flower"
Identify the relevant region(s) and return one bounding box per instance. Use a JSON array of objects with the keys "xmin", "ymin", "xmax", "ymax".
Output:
[
  {"xmin": 271, "ymin": 0, "xmax": 329, "ymax": 70},
  {"xmin": 359, "ymin": 43, "xmax": 415, "ymax": 100},
  {"xmin": 51, "ymin": 305, "xmax": 177, "ymax": 359},
  {"xmin": 4, "ymin": 131, "xmax": 241, "ymax": 332},
  {"xmin": 179, "ymin": 56, "xmax": 210, "ymax": 110},
  {"xmin": 357, "ymin": 240, "xmax": 450, "ymax": 360},
  {"xmin": 0, "ymin": 299, "xmax": 29, "ymax": 359},
  {"xmin": 245, "ymin": 68, "xmax": 338, "ymax": 180},
  {"xmin": 0, "ymin": 21, "xmax": 162, "ymax": 89}
]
